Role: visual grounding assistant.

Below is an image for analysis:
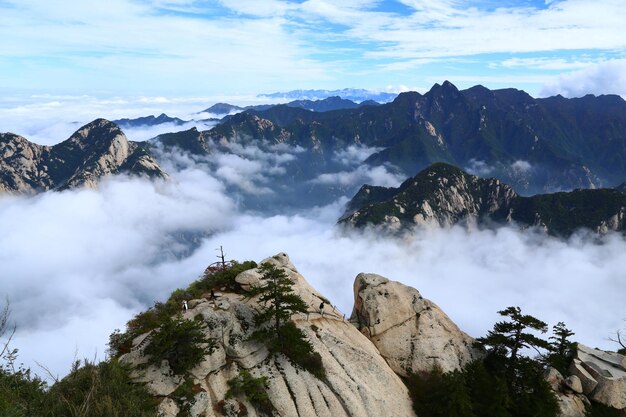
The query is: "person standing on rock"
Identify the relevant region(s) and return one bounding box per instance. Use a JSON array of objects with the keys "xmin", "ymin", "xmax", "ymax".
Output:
[
  {"xmin": 182, "ymin": 300, "xmax": 188, "ymax": 312},
  {"xmin": 319, "ymin": 302, "xmax": 325, "ymax": 317}
]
